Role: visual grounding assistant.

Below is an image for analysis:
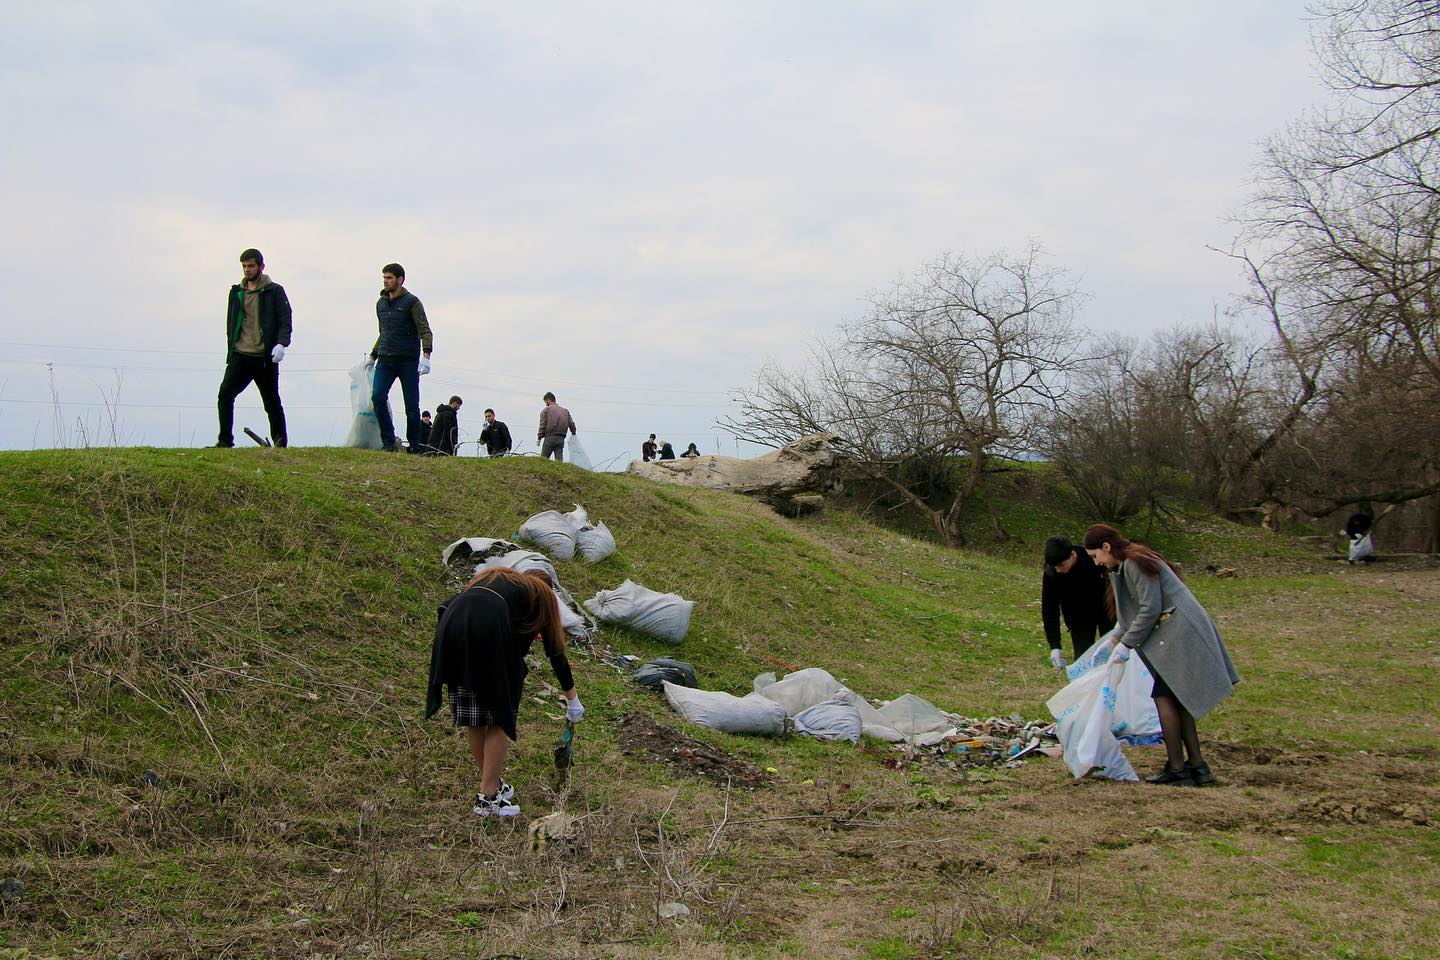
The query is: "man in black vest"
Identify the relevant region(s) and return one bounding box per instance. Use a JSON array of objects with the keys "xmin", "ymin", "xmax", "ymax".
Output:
[
  {"xmin": 217, "ymin": 248, "xmax": 291, "ymax": 447},
  {"xmin": 369, "ymin": 263, "xmax": 433, "ymax": 452},
  {"xmin": 1041, "ymin": 535, "xmax": 1115, "ymax": 668}
]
